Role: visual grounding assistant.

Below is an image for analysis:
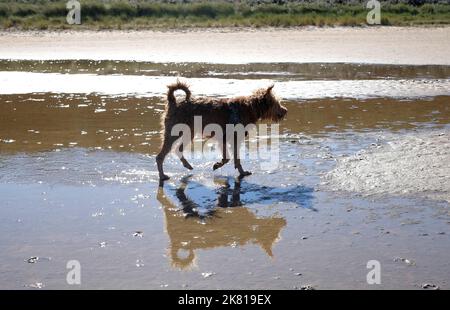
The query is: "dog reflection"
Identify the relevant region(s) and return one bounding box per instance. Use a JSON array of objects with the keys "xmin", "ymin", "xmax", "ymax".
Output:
[{"xmin": 157, "ymin": 176, "xmax": 286, "ymax": 269}]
